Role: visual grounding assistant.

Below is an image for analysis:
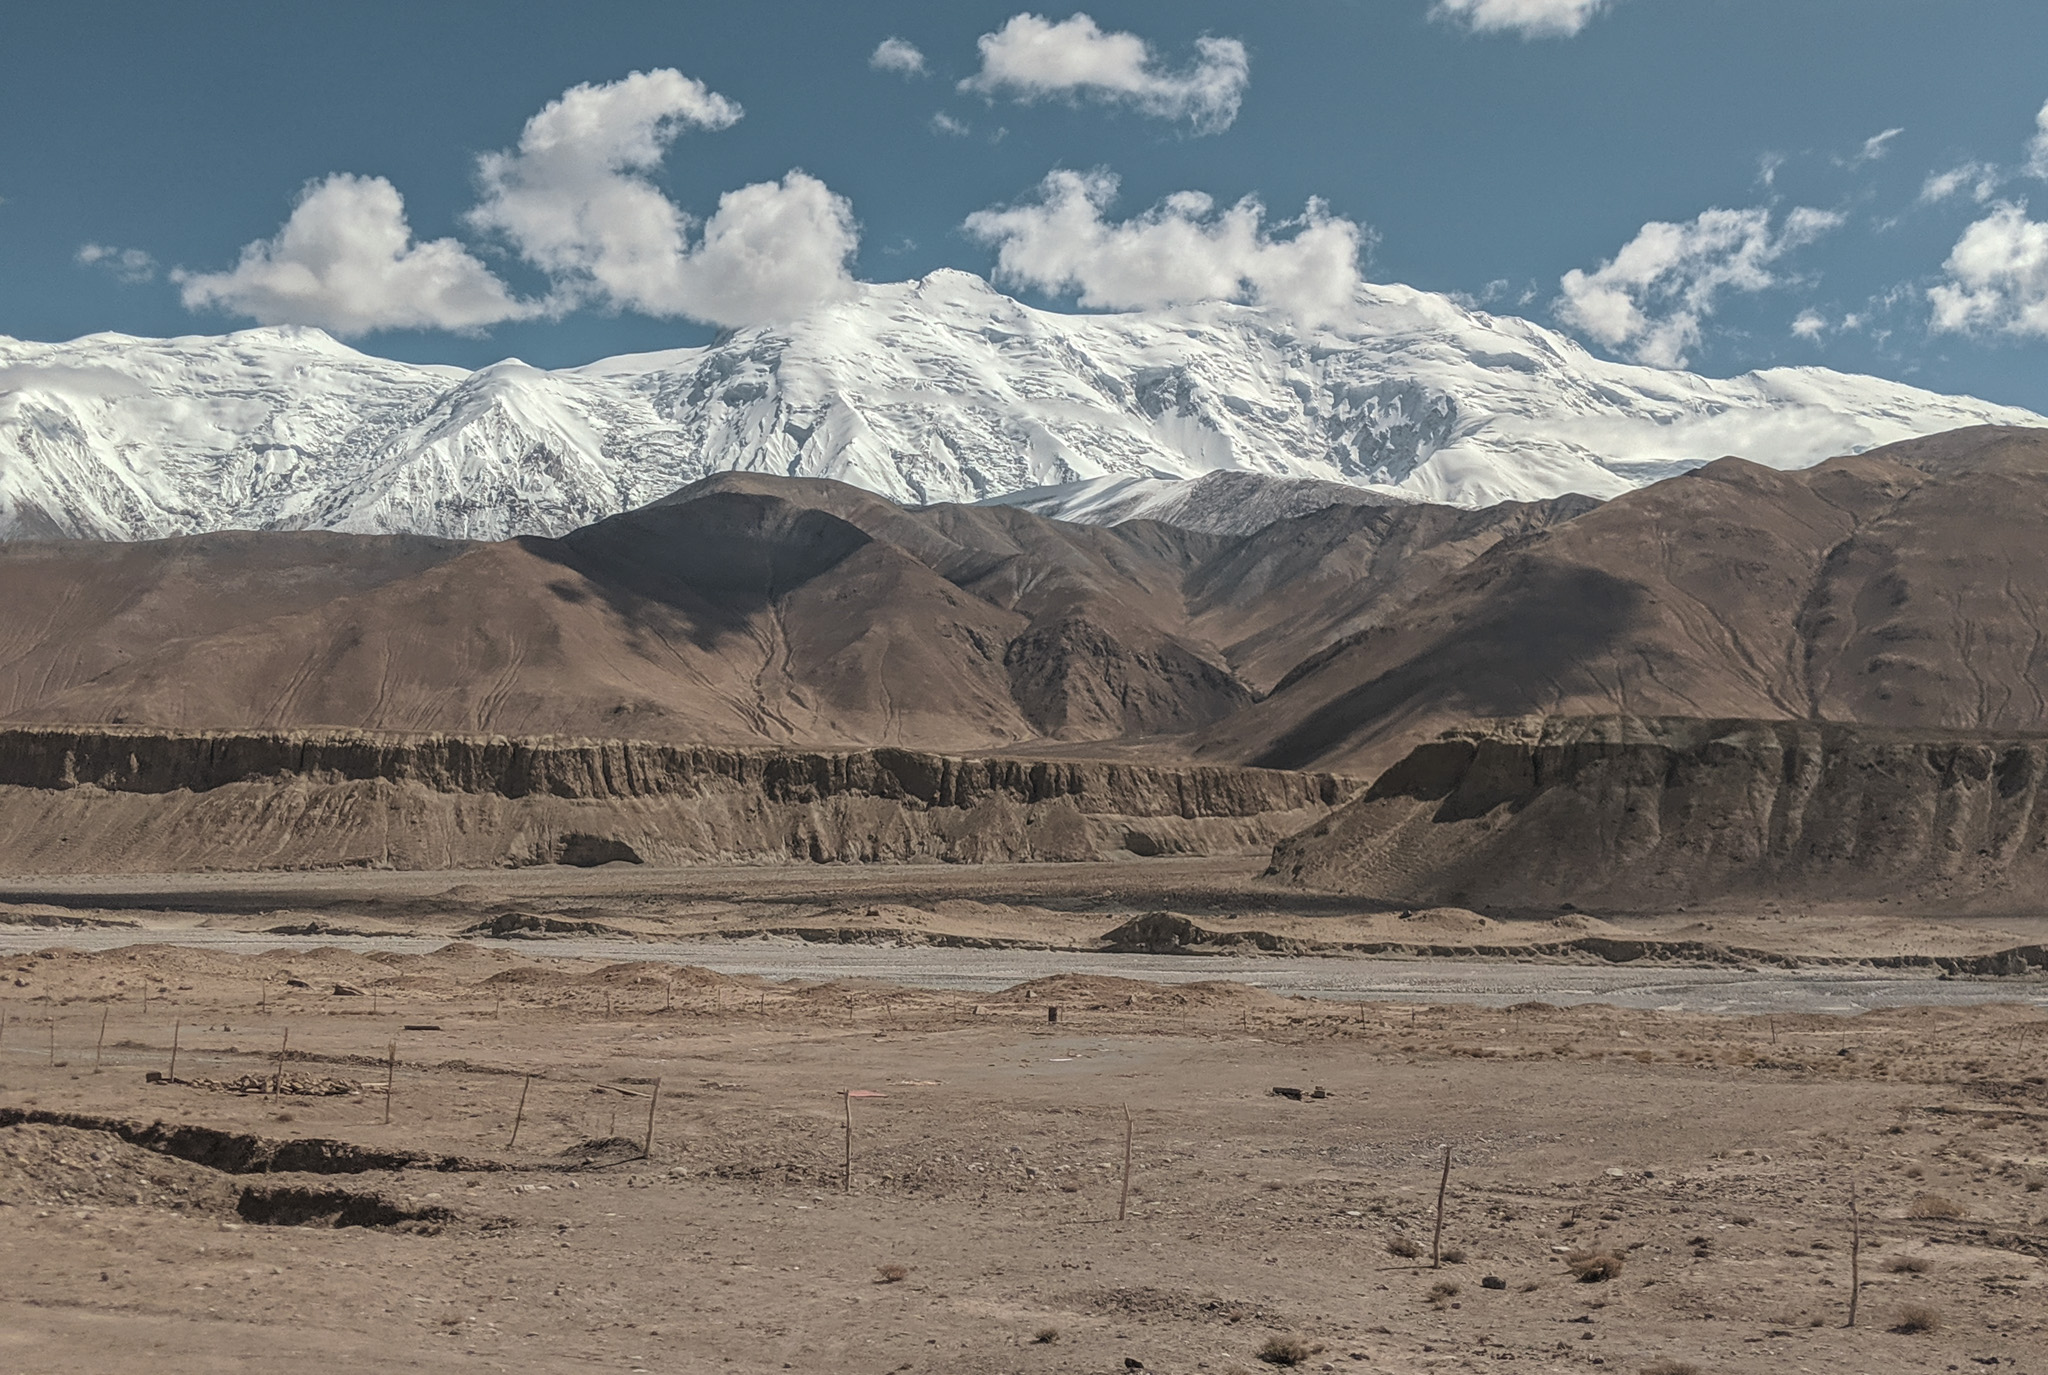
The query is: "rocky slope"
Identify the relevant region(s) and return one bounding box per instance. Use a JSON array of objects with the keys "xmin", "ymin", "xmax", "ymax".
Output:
[
  {"xmin": 3, "ymin": 272, "xmax": 2037, "ymax": 541},
  {"xmin": 0, "ymin": 726, "xmax": 1344, "ymax": 873},
  {"xmin": 0, "ymin": 472, "xmax": 1586, "ymax": 750},
  {"xmin": 1206, "ymin": 425, "xmax": 2048, "ymax": 773},
  {"xmin": 1269, "ymin": 715, "xmax": 2048, "ymax": 913}
]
